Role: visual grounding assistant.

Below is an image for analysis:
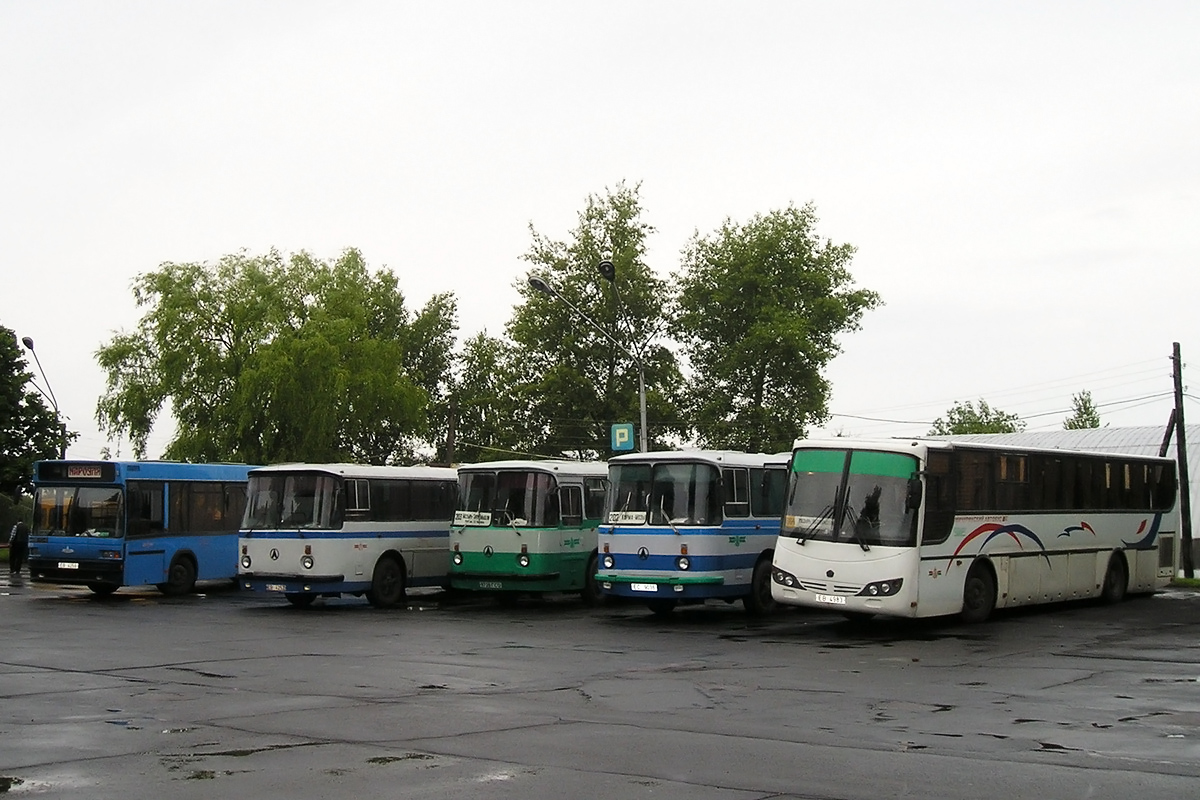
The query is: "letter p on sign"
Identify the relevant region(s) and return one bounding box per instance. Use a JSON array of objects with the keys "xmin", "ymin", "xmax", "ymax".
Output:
[{"xmin": 611, "ymin": 423, "xmax": 635, "ymax": 452}]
